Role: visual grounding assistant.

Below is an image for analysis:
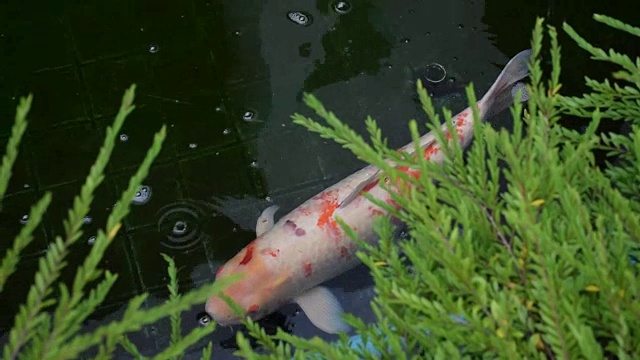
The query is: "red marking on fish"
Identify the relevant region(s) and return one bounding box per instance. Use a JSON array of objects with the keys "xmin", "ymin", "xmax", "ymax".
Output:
[
  {"xmin": 316, "ymin": 191, "xmax": 340, "ymax": 235},
  {"xmin": 340, "ymin": 246, "xmax": 350, "ymax": 259},
  {"xmin": 303, "ymin": 262, "xmax": 313, "ymax": 278},
  {"xmin": 260, "ymin": 248, "xmax": 280, "ymax": 257},
  {"xmin": 248, "ymin": 304, "xmax": 259, "ymax": 313},
  {"xmin": 369, "ymin": 206, "xmax": 384, "ymax": 217},
  {"xmin": 457, "ymin": 111, "xmax": 468, "ymax": 124},
  {"xmin": 361, "ymin": 179, "xmax": 379, "ymax": 193},
  {"xmin": 299, "ymin": 206, "xmax": 312, "ymax": 216},
  {"xmin": 386, "ymin": 197, "xmax": 400, "ymax": 209},
  {"xmin": 239, "ymin": 243, "xmax": 255, "ymax": 265},
  {"xmin": 215, "ymin": 265, "xmax": 224, "ymax": 278},
  {"xmin": 295, "ymin": 228, "xmax": 306, "ymax": 236},
  {"xmin": 397, "ymin": 166, "xmax": 421, "ymax": 180},
  {"xmin": 423, "ymin": 143, "xmax": 440, "ymax": 160}
]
